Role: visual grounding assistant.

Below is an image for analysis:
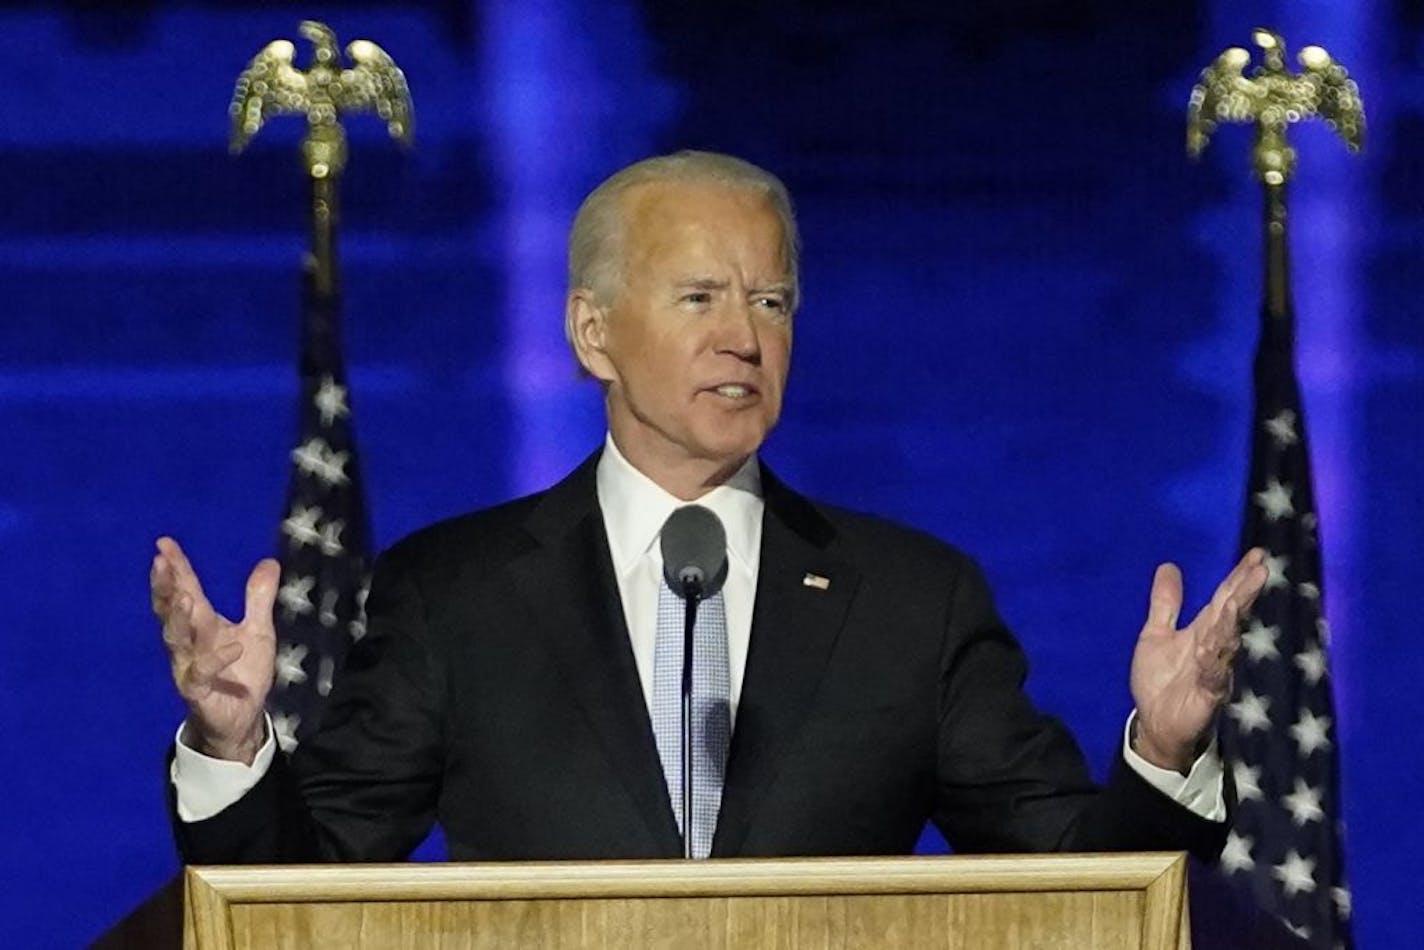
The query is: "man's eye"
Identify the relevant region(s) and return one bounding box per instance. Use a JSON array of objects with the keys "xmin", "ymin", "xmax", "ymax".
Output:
[
  {"xmin": 754, "ymin": 295, "xmax": 786, "ymax": 312},
  {"xmin": 681, "ymin": 292, "xmax": 712, "ymax": 305}
]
